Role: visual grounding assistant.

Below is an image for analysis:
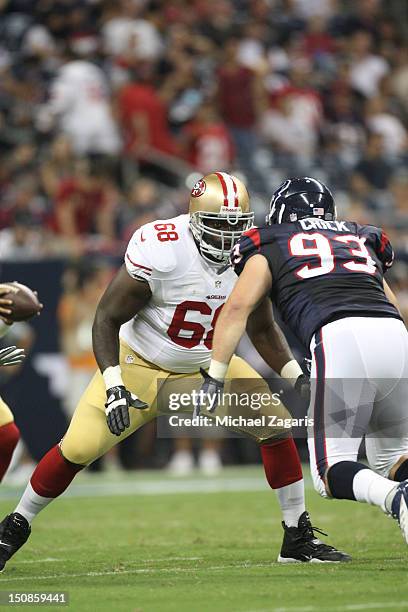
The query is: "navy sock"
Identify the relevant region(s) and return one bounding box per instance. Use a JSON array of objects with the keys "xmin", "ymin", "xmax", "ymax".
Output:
[
  {"xmin": 394, "ymin": 459, "xmax": 408, "ymax": 482},
  {"xmin": 326, "ymin": 461, "xmax": 369, "ymax": 500}
]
